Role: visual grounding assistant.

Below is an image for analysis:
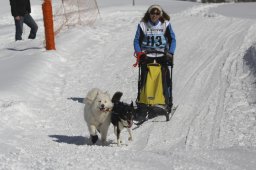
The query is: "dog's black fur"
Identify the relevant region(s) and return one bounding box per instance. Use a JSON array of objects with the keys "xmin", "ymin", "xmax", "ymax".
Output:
[{"xmin": 111, "ymin": 92, "xmax": 134, "ymax": 146}]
